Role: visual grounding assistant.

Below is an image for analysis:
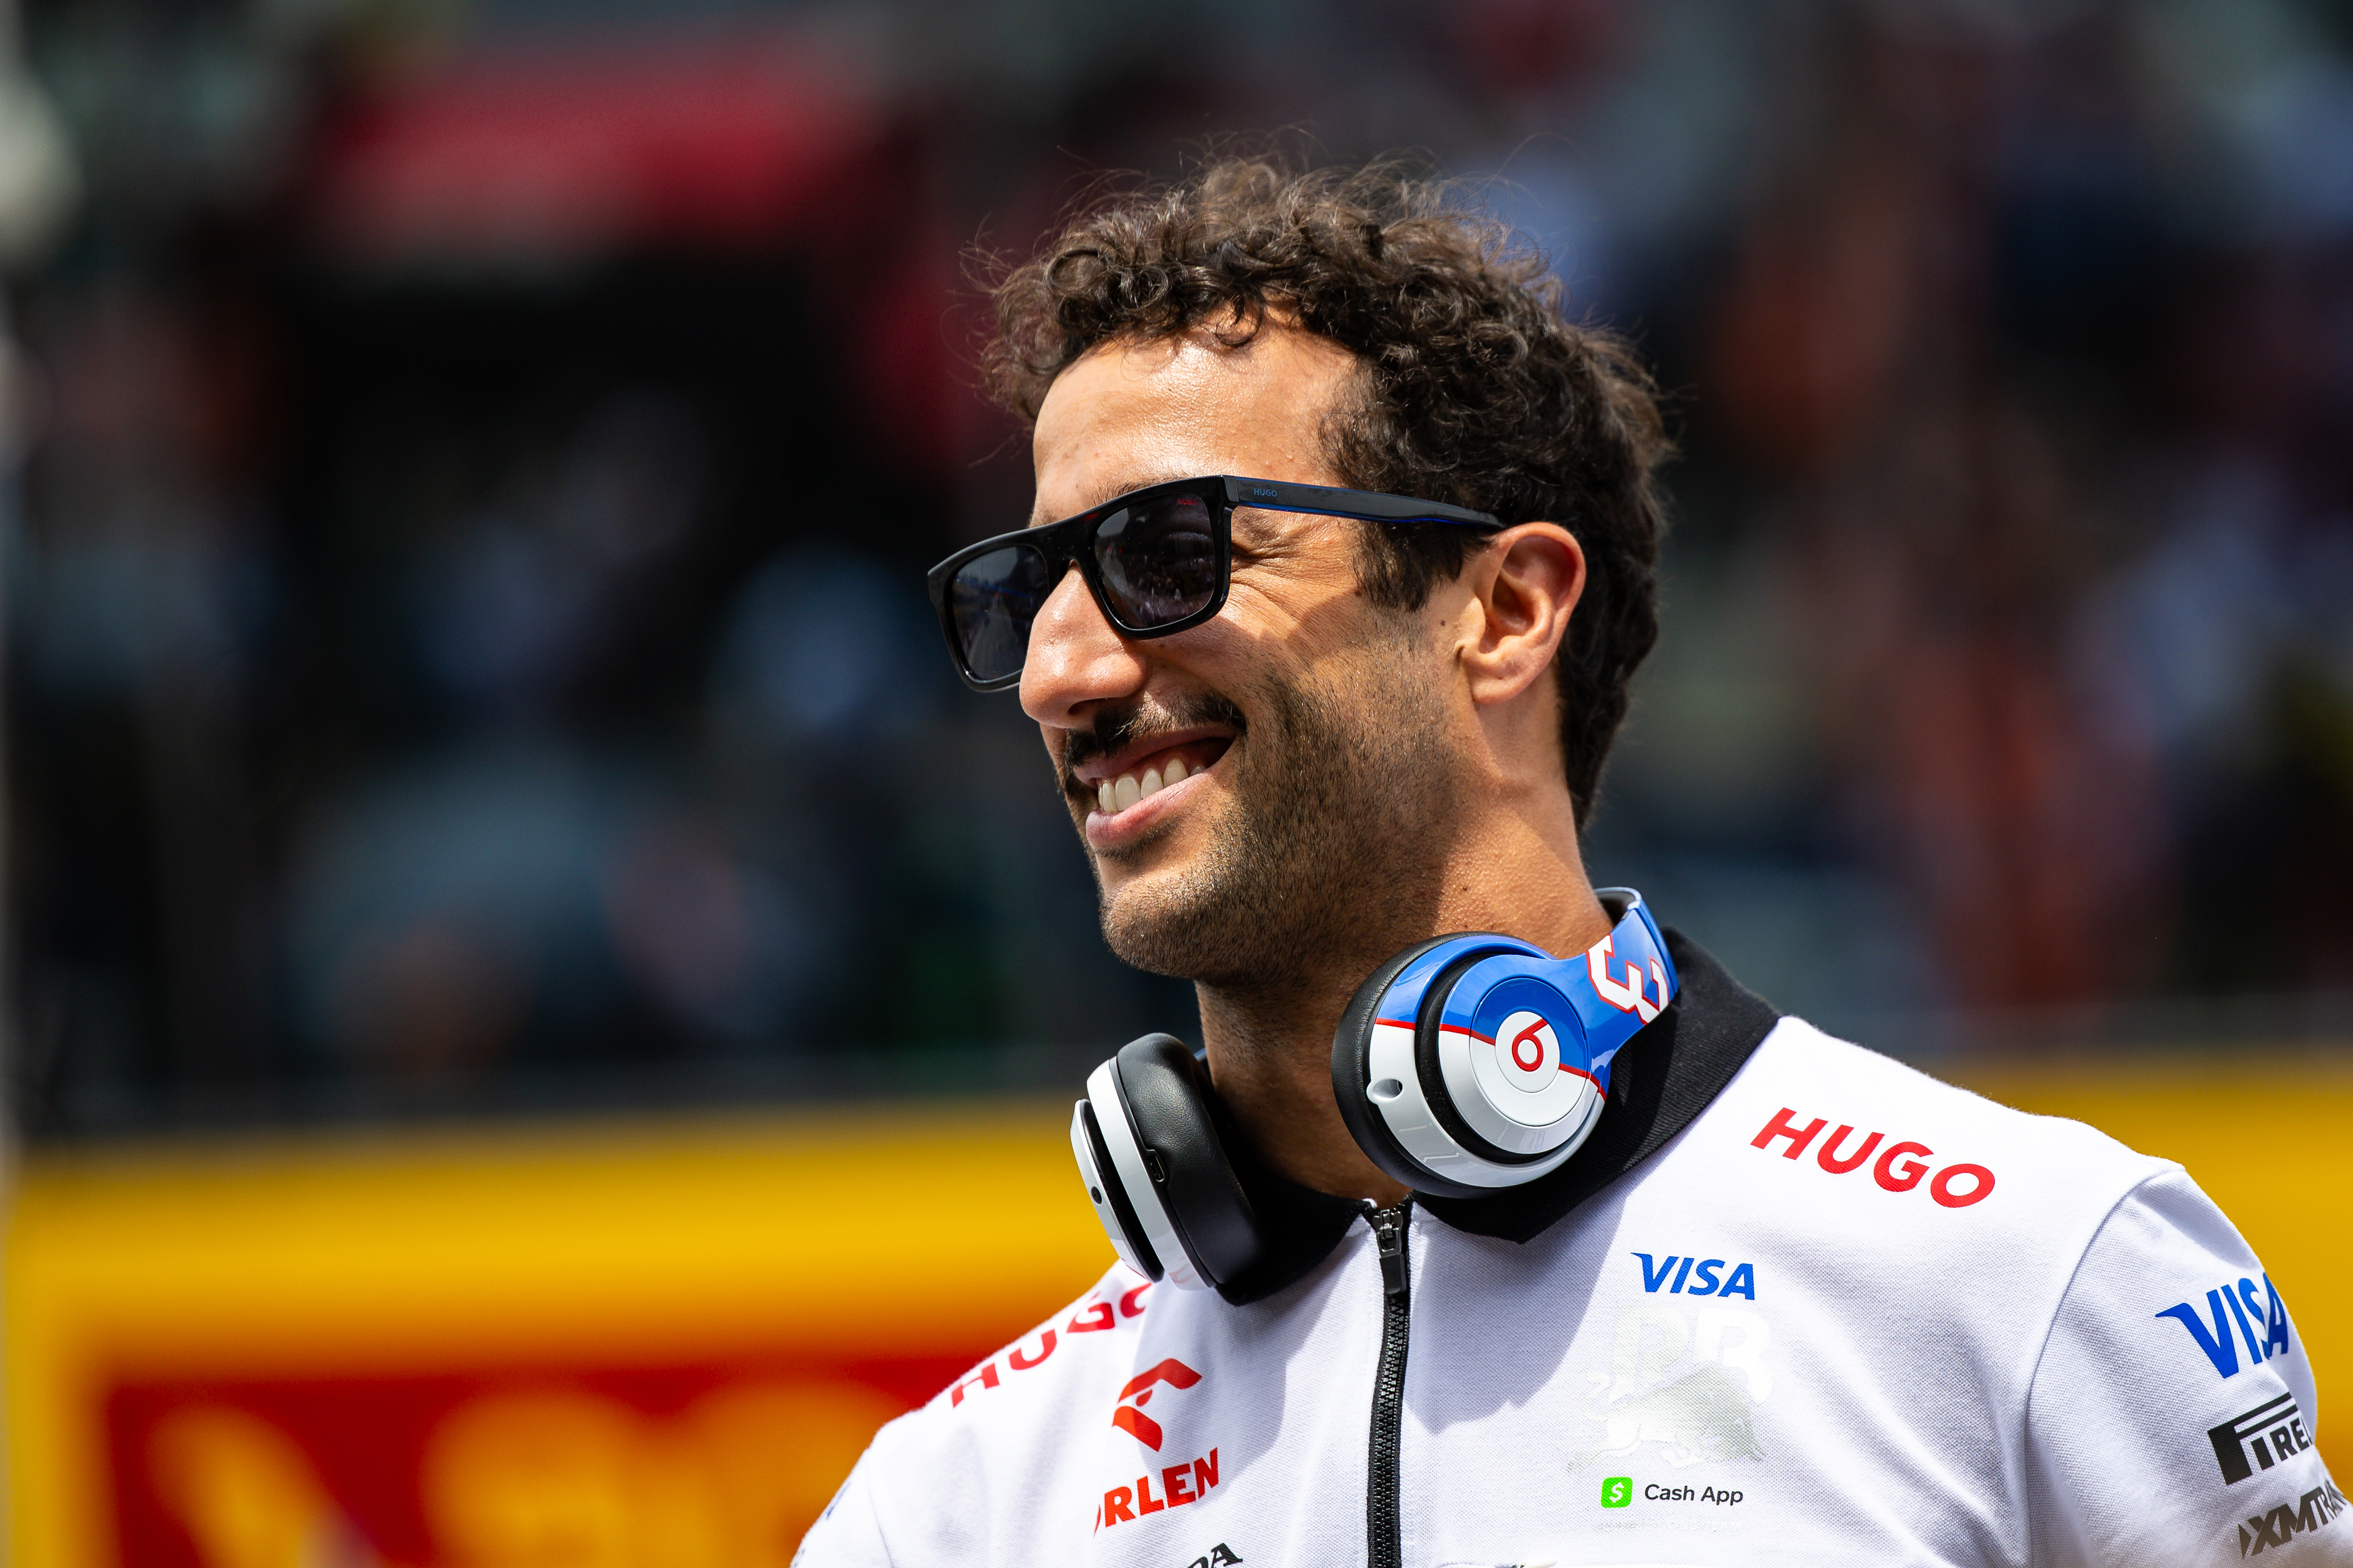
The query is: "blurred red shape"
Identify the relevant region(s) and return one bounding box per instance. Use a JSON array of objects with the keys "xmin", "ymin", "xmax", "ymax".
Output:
[{"xmin": 311, "ymin": 37, "xmax": 875, "ymax": 263}]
